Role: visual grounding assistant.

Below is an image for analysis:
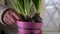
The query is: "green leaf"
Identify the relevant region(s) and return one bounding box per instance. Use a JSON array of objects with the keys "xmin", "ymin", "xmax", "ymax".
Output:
[
  {"xmin": 24, "ymin": 0, "xmax": 31, "ymax": 16},
  {"xmin": 18, "ymin": 0, "xmax": 25, "ymax": 13},
  {"xmin": 32, "ymin": 0, "xmax": 42, "ymax": 13},
  {"xmin": 16, "ymin": 0, "xmax": 25, "ymax": 16},
  {"xmin": 10, "ymin": 0, "xmax": 25, "ymax": 16},
  {"xmin": 10, "ymin": 0, "xmax": 20, "ymax": 13},
  {"xmin": 10, "ymin": 0, "xmax": 42, "ymax": 17}
]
